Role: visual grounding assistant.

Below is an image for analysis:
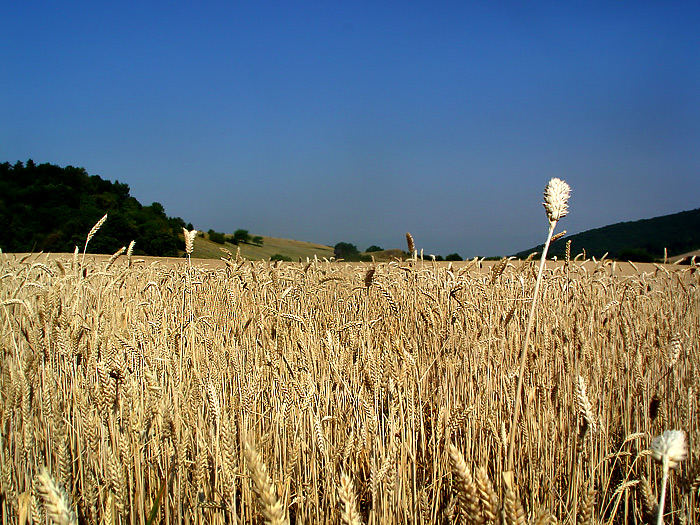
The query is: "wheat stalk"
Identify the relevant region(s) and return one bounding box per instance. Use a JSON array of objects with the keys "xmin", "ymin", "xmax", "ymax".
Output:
[
  {"xmin": 1, "ymin": 210, "xmax": 698, "ymax": 524},
  {"xmin": 506, "ymin": 177, "xmax": 570, "ymax": 478}
]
